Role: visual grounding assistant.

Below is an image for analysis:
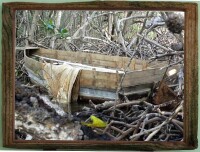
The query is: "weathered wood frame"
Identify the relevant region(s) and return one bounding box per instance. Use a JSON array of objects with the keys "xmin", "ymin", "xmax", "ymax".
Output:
[{"xmin": 2, "ymin": 1, "xmax": 198, "ymax": 150}]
